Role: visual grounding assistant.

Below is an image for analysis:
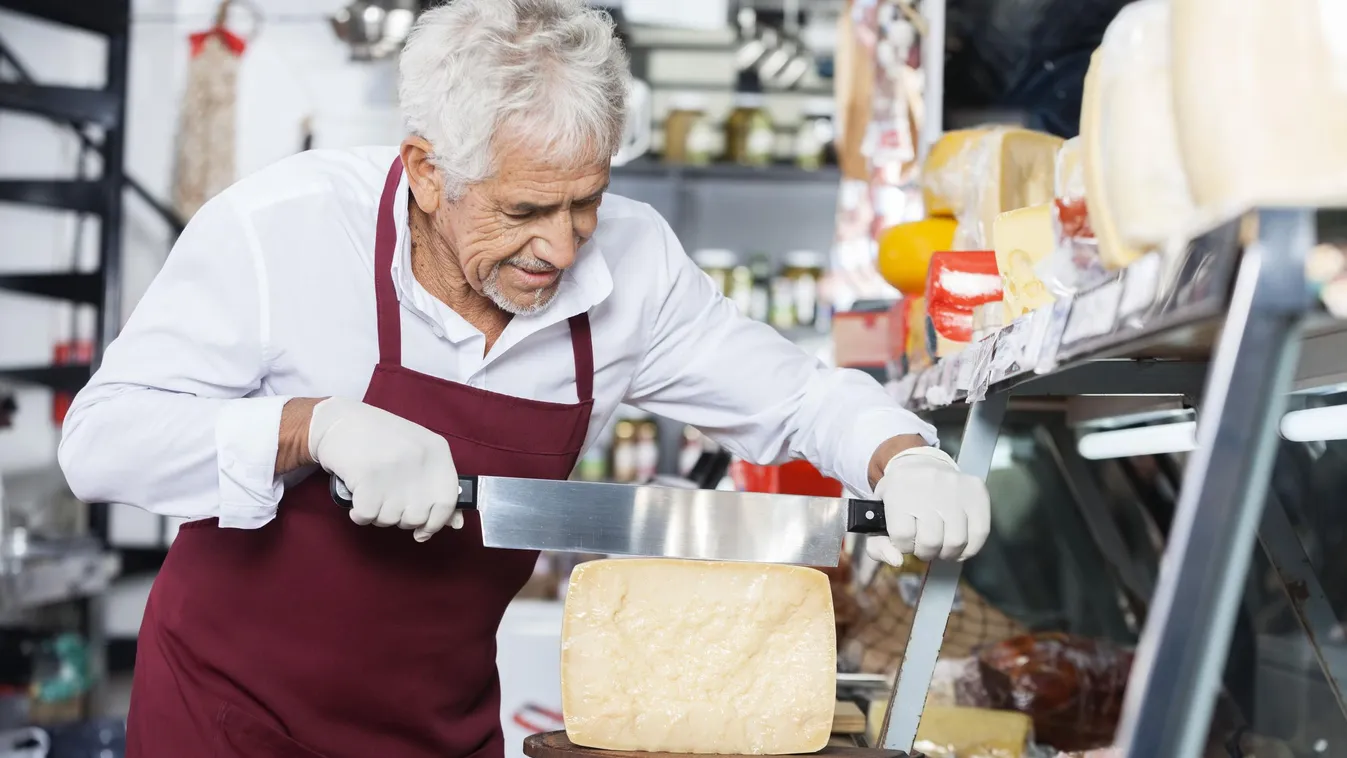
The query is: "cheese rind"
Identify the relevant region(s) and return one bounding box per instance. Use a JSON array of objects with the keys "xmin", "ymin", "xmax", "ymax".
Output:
[
  {"xmin": 1097, "ymin": 0, "xmax": 1195, "ymax": 251},
  {"xmin": 922, "ymin": 128, "xmax": 991, "ymax": 217},
  {"xmin": 1081, "ymin": 50, "xmax": 1142, "ymax": 270},
  {"xmin": 1173, "ymin": 0, "xmax": 1347, "ymax": 215},
  {"xmin": 561, "ymin": 559, "xmax": 837, "ymax": 755}
]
